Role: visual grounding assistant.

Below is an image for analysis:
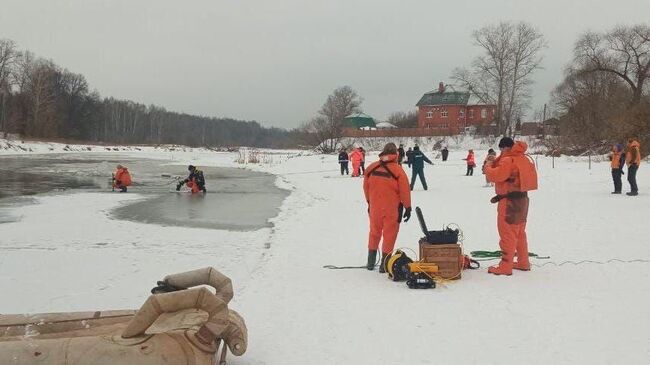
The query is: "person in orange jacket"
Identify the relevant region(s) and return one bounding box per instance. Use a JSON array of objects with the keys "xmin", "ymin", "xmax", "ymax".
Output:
[
  {"xmin": 609, "ymin": 144, "xmax": 625, "ymax": 194},
  {"xmin": 349, "ymin": 147, "xmax": 364, "ymax": 177},
  {"xmin": 113, "ymin": 164, "xmax": 132, "ymax": 193},
  {"xmin": 363, "ymin": 143, "xmax": 412, "ymax": 272},
  {"xmin": 485, "ymin": 137, "xmax": 538, "ymax": 276},
  {"xmin": 482, "ymin": 148, "xmax": 497, "ymax": 187},
  {"xmin": 625, "ymin": 138, "xmax": 641, "ymax": 196},
  {"xmin": 464, "ymin": 149, "xmax": 476, "ymax": 176}
]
